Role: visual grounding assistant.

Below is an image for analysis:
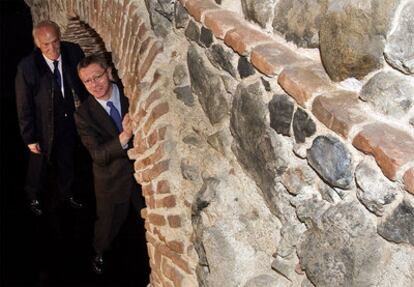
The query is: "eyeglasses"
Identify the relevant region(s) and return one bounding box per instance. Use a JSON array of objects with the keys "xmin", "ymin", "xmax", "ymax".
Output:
[{"xmin": 82, "ymin": 69, "xmax": 107, "ymax": 85}]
